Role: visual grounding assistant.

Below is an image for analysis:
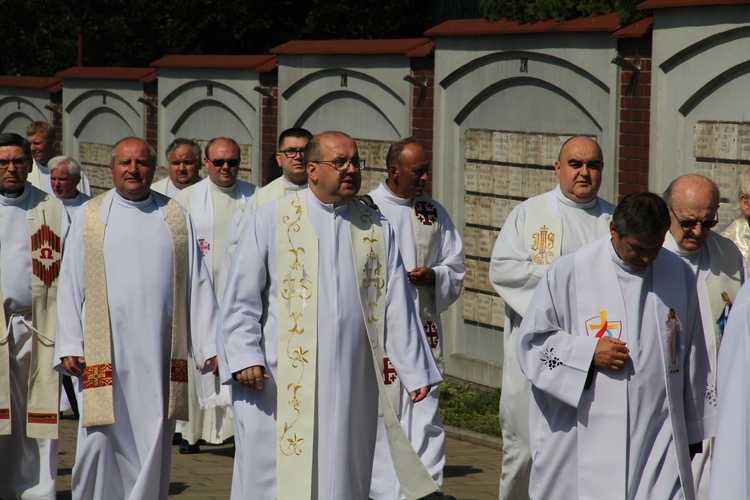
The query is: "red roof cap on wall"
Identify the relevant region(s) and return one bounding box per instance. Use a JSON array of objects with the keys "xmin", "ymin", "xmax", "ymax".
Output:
[
  {"xmin": 611, "ymin": 17, "xmax": 653, "ymax": 38},
  {"xmin": 638, "ymin": 0, "xmax": 750, "ymax": 8},
  {"xmin": 270, "ymin": 38, "xmax": 434, "ymax": 56},
  {"xmin": 0, "ymin": 76, "xmax": 62, "ymax": 92},
  {"xmin": 150, "ymin": 55, "xmax": 277, "ymax": 71},
  {"xmin": 55, "ymin": 67, "xmax": 158, "ymax": 83},
  {"xmin": 425, "ymin": 13, "xmax": 621, "ymax": 36}
]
